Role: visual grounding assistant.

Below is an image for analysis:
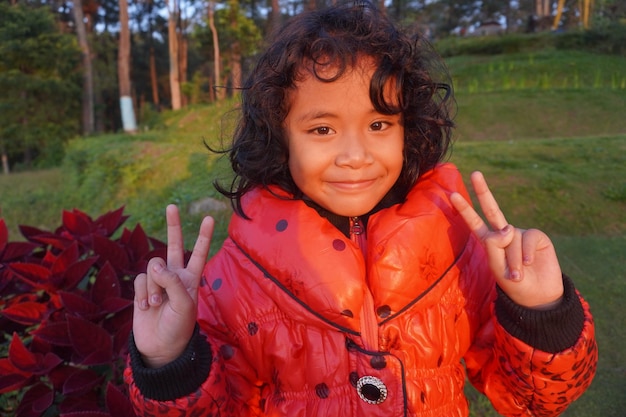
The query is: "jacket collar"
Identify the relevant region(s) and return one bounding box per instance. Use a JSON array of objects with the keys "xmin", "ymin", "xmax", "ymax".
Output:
[
  {"xmin": 227, "ymin": 163, "xmax": 471, "ymax": 332},
  {"xmin": 302, "ymin": 188, "xmax": 404, "ymax": 238}
]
